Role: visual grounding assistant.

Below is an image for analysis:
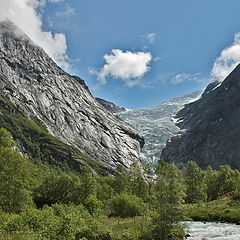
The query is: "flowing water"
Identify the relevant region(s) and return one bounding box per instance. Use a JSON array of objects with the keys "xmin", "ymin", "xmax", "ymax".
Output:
[{"xmin": 185, "ymin": 221, "xmax": 240, "ymax": 239}]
